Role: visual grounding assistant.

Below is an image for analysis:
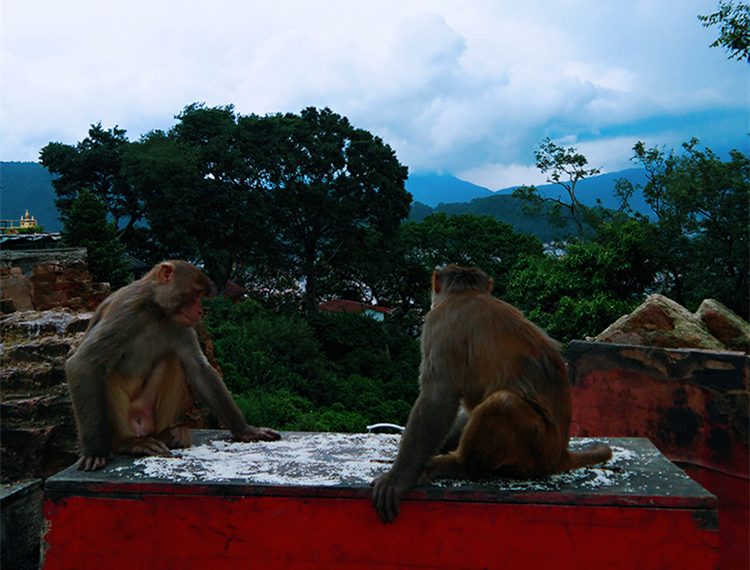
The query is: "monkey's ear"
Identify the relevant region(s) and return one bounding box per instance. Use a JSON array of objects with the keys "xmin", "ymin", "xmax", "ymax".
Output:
[
  {"xmin": 157, "ymin": 262, "xmax": 175, "ymax": 284},
  {"xmin": 487, "ymin": 278, "xmax": 494, "ymax": 293},
  {"xmin": 432, "ymin": 272, "xmax": 442, "ymax": 294}
]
